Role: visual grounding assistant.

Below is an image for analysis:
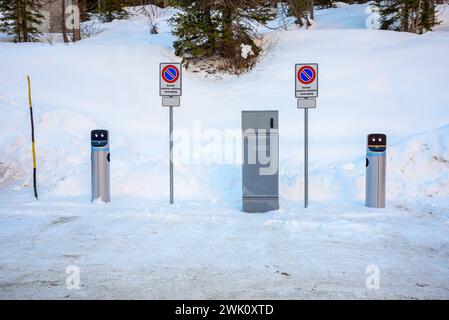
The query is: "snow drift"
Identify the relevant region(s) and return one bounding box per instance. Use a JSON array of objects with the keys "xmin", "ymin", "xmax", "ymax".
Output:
[{"xmin": 0, "ymin": 4, "xmax": 448, "ymax": 206}]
